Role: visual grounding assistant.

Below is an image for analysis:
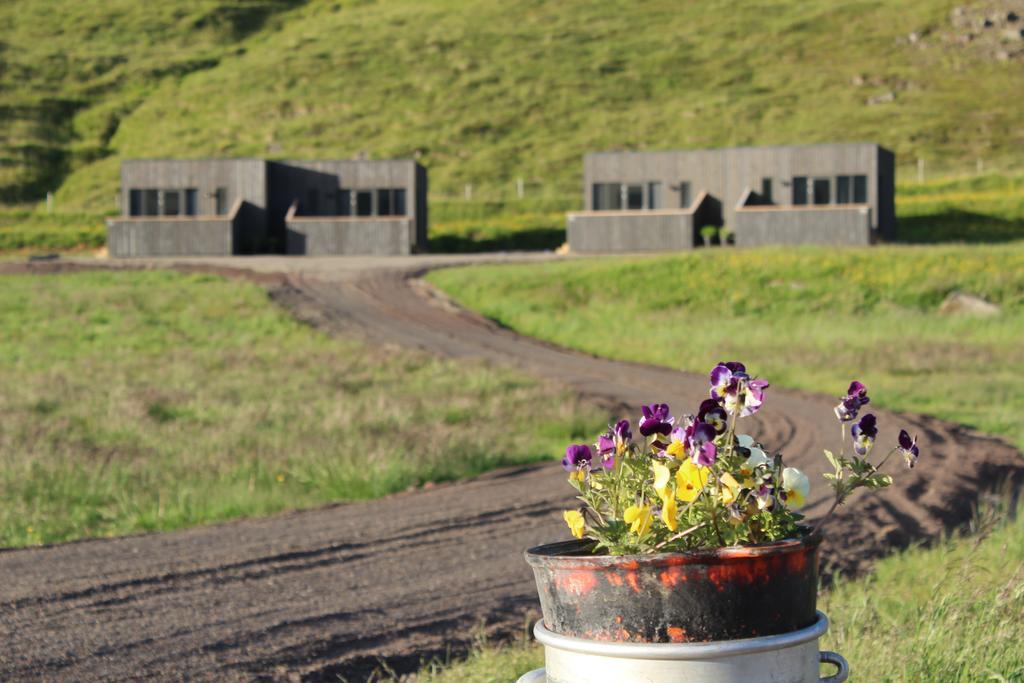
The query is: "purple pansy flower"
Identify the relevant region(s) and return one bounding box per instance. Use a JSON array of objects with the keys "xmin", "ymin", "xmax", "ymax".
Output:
[
  {"xmin": 898, "ymin": 429, "xmax": 920, "ymax": 469},
  {"xmin": 850, "ymin": 414, "xmax": 878, "ymax": 456},
  {"xmin": 685, "ymin": 419, "xmax": 718, "ymax": 467},
  {"xmin": 596, "ymin": 419, "xmax": 632, "ymax": 469},
  {"xmin": 697, "ymin": 399, "xmax": 728, "ymax": 434},
  {"xmin": 834, "ymin": 381, "xmax": 870, "ymax": 422},
  {"xmin": 709, "ymin": 361, "xmax": 748, "ymax": 401},
  {"xmin": 709, "ymin": 362, "xmax": 768, "ymax": 417},
  {"xmin": 561, "ymin": 444, "xmax": 593, "ymax": 472},
  {"xmin": 639, "ymin": 404, "xmax": 675, "ymax": 437},
  {"xmin": 741, "ymin": 378, "xmax": 770, "ymax": 417}
]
